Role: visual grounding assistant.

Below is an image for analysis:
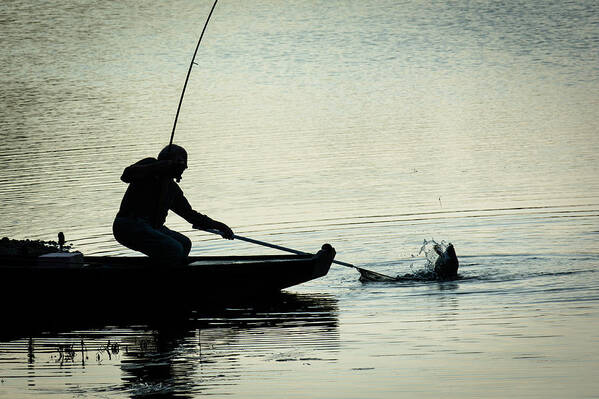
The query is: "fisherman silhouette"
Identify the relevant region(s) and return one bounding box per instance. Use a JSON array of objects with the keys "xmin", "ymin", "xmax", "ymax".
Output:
[{"xmin": 113, "ymin": 144, "xmax": 233, "ymax": 264}]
